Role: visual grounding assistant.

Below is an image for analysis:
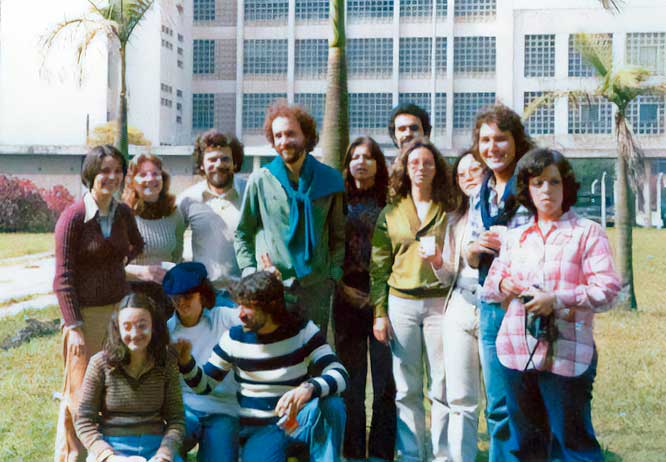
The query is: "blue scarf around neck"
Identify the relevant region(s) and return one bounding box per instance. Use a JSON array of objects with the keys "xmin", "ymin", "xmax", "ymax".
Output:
[{"xmin": 266, "ymin": 153, "xmax": 344, "ymax": 278}]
